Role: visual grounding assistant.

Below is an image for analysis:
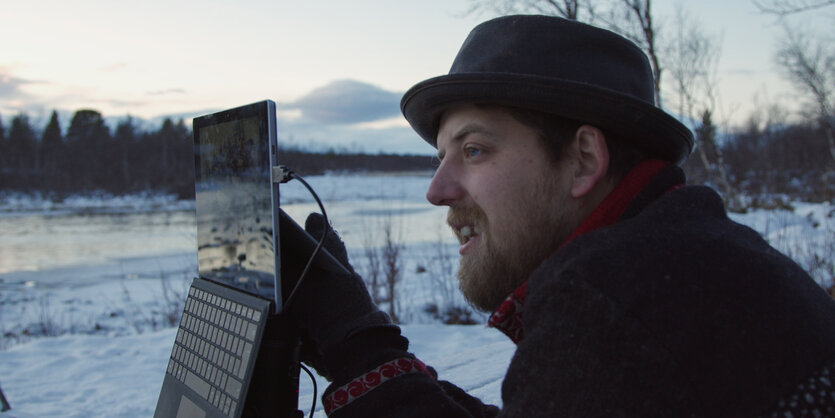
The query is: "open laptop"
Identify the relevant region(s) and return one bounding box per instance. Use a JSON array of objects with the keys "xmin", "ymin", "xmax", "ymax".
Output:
[{"xmin": 154, "ymin": 100, "xmax": 349, "ymax": 418}]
